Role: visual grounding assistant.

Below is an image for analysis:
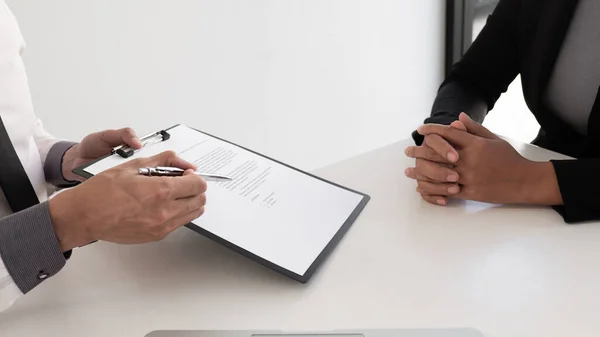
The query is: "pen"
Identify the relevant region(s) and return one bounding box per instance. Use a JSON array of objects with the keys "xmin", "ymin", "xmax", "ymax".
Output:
[
  {"xmin": 138, "ymin": 166, "xmax": 233, "ymax": 182},
  {"xmin": 112, "ymin": 130, "xmax": 171, "ymax": 158}
]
